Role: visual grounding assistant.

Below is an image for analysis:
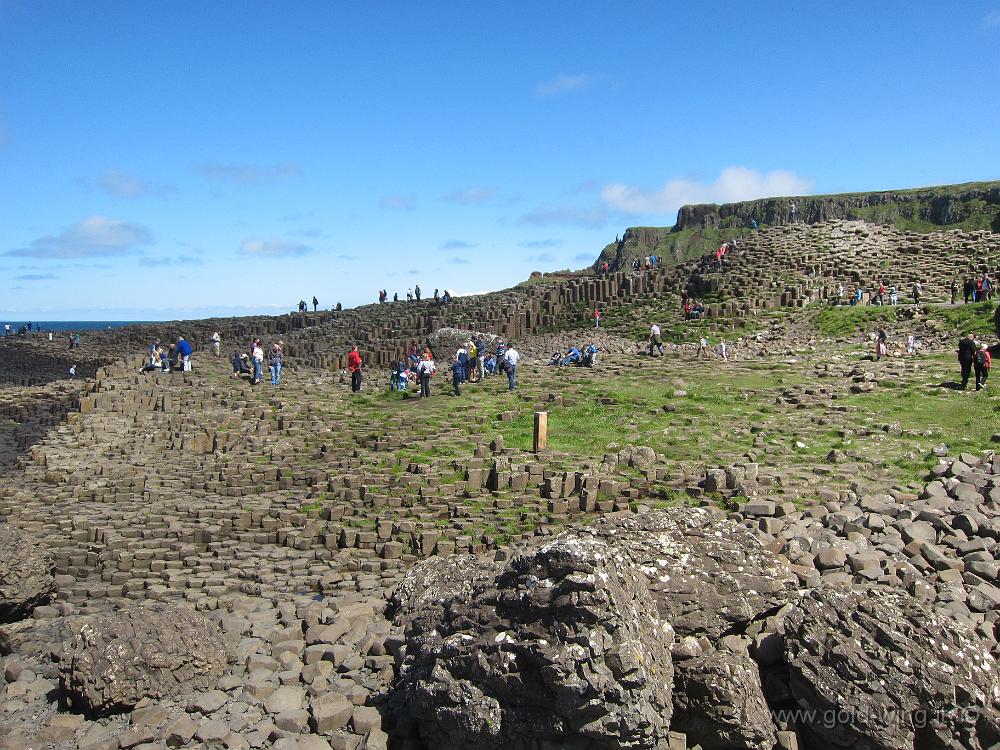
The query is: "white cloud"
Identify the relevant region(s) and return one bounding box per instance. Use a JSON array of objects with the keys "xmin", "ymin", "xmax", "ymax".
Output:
[
  {"xmin": 97, "ymin": 170, "xmax": 174, "ymax": 198},
  {"xmin": 527, "ymin": 252, "xmax": 555, "ymax": 263},
  {"xmin": 196, "ymin": 162, "xmax": 302, "ymax": 185},
  {"xmin": 5, "ymin": 216, "xmax": 152, "ymax": 258},
  {"xmin": 440, "ymin": 239, "xmax": 477, "ymax": 250},
  {"xmin": 985, "ymin": 10, "xmax": 1000, "ymax": 27},
  {"xmin": 601, "ymin": 166, "xmax": 815, "ymax": 217},
  {"xmin": 536, "ymin": 73, "xmax": 592, "ymax": 97},
  {"xmin": 443, "ymin": 186, "xmax": 497, "ymax": 205},
  {"xmin": 239, "ymin": 238, "xmax": 312, "ymax": 258},
  {"xmin": 379, "ymin": 194, "xmax": 415, "ymax": 210},
  {"xmin": 517, "ymin": 205, "xmax": 611, "ymax": 228},
  {"xmin": 14, "ymin": 273, "xmax": 57, "ymax": 281}
]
